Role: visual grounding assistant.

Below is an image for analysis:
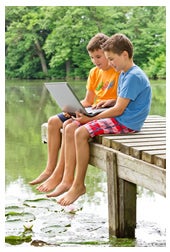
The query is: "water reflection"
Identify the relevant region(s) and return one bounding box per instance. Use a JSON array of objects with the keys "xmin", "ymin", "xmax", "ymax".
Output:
[{"xmin": 5, "ymin": 79, "xmax": 166, "ymax": 247}]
